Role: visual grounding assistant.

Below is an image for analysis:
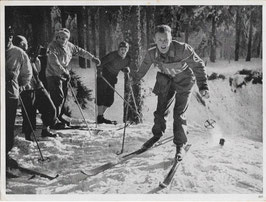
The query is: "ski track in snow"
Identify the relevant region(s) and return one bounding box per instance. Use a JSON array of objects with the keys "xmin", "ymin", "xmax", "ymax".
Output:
[{"xmin": 6, "ymin": 58, "xmax": 263, "ymax": 196}]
